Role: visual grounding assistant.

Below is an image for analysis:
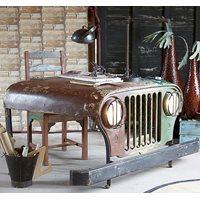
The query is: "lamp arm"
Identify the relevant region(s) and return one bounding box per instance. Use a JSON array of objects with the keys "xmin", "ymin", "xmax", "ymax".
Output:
[
  {"xmin": 94, "ymin": 6, "xmax": 100, "ymax": 26},
  {"xmin": 93, "ymin": 6, "xmax": 101, "ymax": 65}
]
